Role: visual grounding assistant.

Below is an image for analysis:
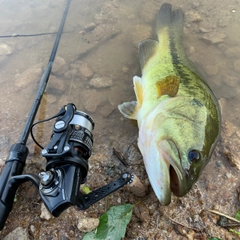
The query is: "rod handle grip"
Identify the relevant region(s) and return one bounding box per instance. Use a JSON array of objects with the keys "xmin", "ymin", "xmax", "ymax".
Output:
[
  {"xmin": 0, "ymin": 200, "xmax": 11, "ymax": 231},
  {"xmin": 0, "ymin": 143, "xmax": 29, "ymax": 230}
]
